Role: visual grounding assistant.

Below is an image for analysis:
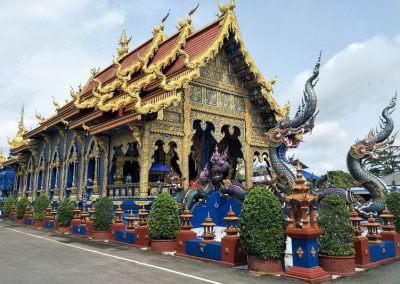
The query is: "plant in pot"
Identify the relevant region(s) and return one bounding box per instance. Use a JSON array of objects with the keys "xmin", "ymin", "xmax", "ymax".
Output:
[
  {"xmin": 317, "ymin": 194, "xmax": 355, "ymax": 276},
  {"xmin": 16, "ymin": 197, "xmax": 30, "ymax": 223},
  {"xmin": 33, "ymin": 195, "xmax": 51, "ymax": 228},
  {"xmin": 386, "ymin": 192, "xmax": 400, "ymax": 232},
  {"xmin": 57, "ymin": 198, "xmax": 74, "ymax": 234},
  {"xmin": 240, "ymin": 186, "xmax": 286, "ymax": 275},
  {"xmin": 148, "ymin": 193, "xmax": 180, "ymax": 252},
  {"xmin": 92, "ymin": 197, "xmax": 114, "ymax": 240},
  {"xmin": 2, "ymin": 196, "xmax": 16, "ymax": 221}
]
